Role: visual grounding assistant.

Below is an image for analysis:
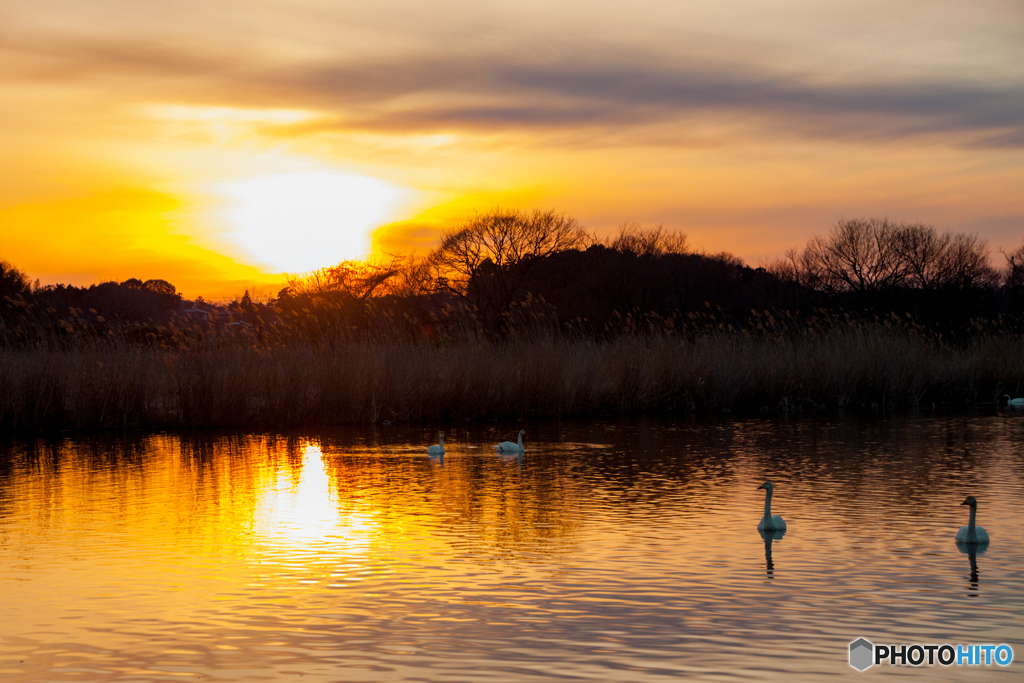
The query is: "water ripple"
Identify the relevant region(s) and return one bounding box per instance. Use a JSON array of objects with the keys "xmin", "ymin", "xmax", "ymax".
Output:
[{"xmin": 1, "ymin": 415, "xmax": 1022, "ymax": 680}]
